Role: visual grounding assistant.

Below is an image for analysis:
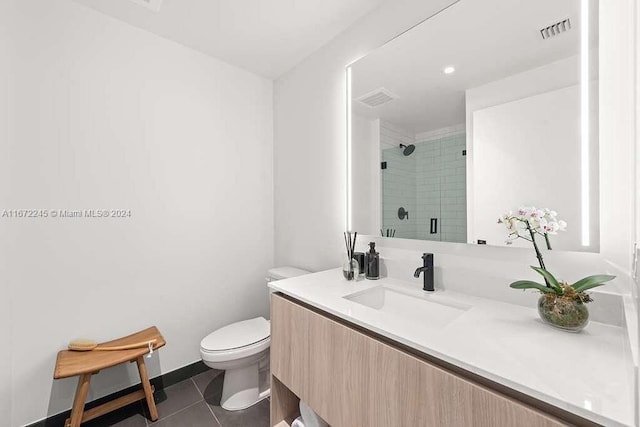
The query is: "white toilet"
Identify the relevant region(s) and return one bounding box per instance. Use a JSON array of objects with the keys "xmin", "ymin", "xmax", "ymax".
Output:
[{"xmin": 200, "ymin": 266, "xmax": 310, "ymax": 411}]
